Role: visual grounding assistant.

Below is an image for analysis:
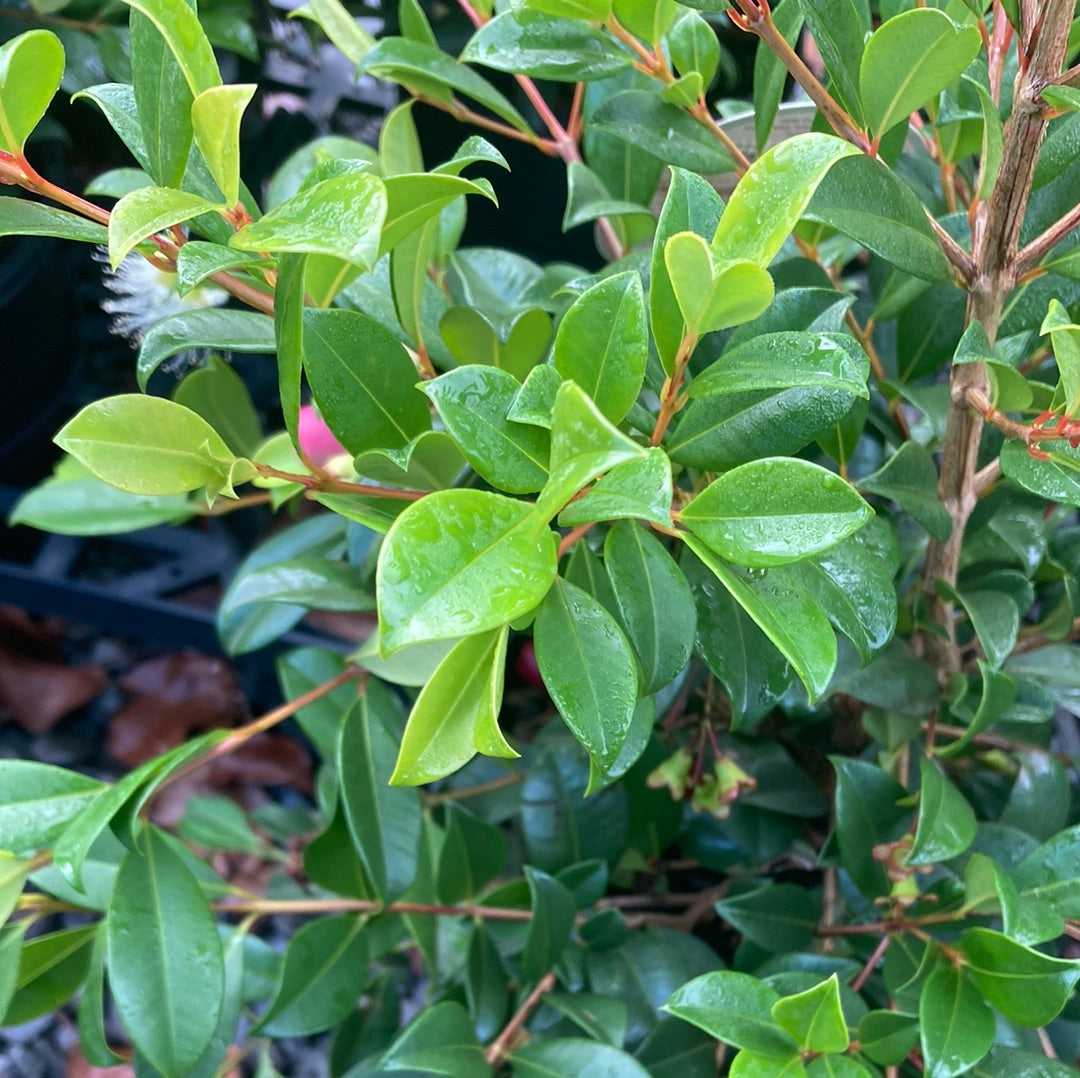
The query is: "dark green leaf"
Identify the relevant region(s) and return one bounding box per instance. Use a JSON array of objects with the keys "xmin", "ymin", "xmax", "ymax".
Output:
[
  {"xmin": 716, "ymin": 884, "xmax": 820, "ymax": 953},
  {"xmin": 859, "ymin": 441, "xmax": 952, "ymax": 541},
  {"xmin": 523, "ymin": 866, "xmax": 576, "ymax": 984},
  {"xmin": 511, "ymin": 1039, "xmax": 653, "ymax": 1077},
  {"xmin": 918, "ymin": 964, "xmax": 994, "ymax": 1078},
  {"xmin": 909, "ymin": 757, "xmax": 977, "ymax": 865},
  {"xmin": 0, "ymin": 195, "xmax": 108, "ymax": 243},
  {"xmin": 1, "ymin": 923, "xmax": 95, "ymax": 1027},
  {"xmin": 0, "ymin": 761, "xmax": 103, "ymax": 854},
  {"xmin": 438, "ymin": 803, "xmax": 508, "ymax": 903}
]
